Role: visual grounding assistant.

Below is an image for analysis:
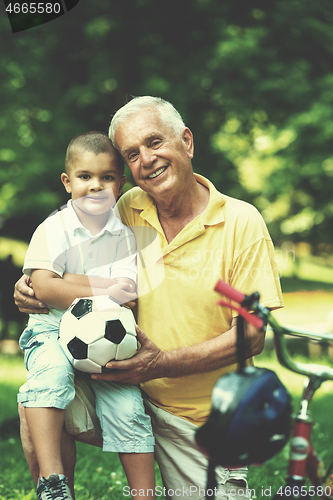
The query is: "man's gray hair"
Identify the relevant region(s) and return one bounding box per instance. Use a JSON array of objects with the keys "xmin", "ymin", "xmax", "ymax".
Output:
[{"xmin": 108, "ymin": 96, "xmax": 186, "ymax": 146}]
